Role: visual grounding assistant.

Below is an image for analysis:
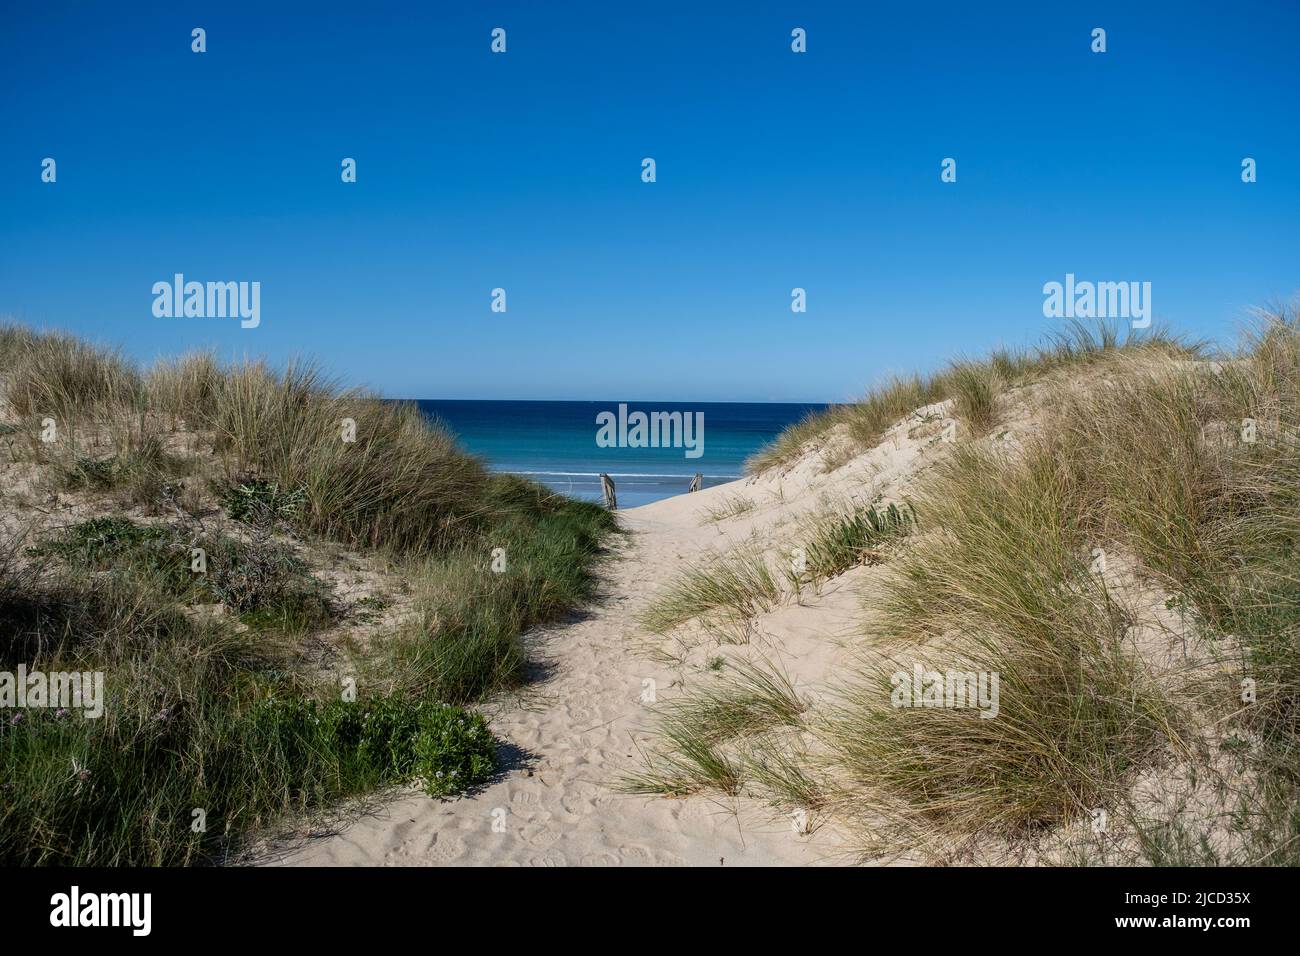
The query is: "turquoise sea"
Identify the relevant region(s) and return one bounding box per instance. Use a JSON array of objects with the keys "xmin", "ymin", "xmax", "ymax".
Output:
[{"xmin": 414, "ymin": 400, "xmax": 826, "ymax": 509}]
